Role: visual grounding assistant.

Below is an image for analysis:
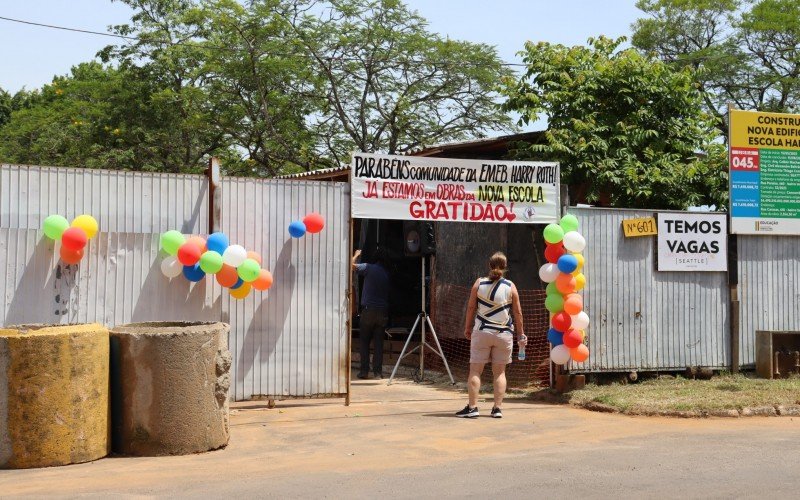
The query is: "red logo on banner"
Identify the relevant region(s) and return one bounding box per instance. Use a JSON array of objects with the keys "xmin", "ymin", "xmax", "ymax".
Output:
[{"xmin": 730, "ymin": 148, "xmax": 760, "ymax": 171}]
